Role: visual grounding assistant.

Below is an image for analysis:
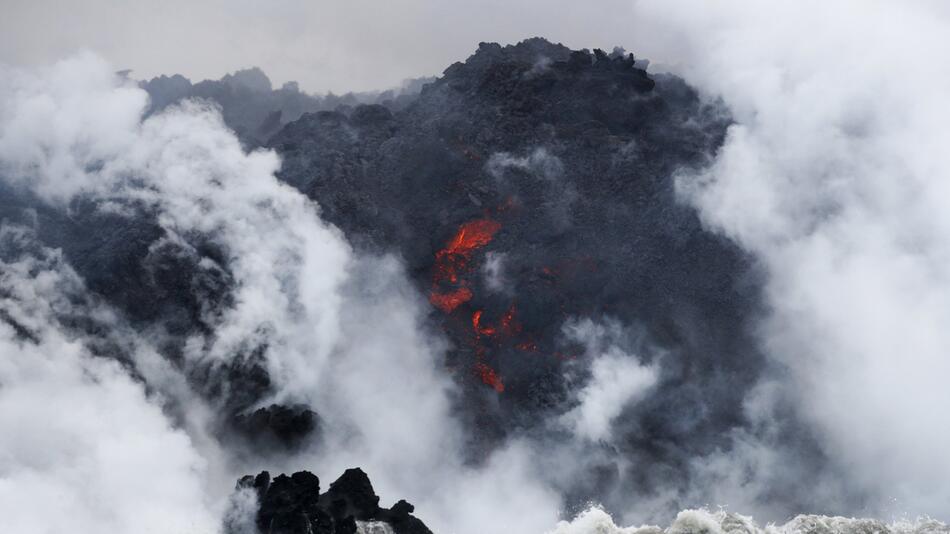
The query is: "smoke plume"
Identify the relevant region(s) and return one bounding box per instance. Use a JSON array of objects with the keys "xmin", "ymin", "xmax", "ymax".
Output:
[{"xmin": 628, "ymin": 0, "xmax": 950, "ymax": 521}]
